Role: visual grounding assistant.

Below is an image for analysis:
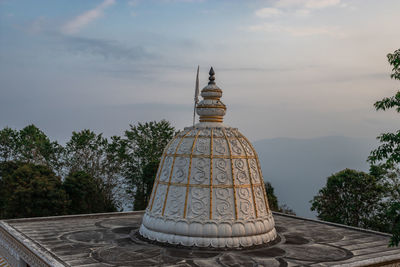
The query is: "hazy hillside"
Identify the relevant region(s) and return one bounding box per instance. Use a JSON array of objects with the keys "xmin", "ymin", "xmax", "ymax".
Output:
[{"xmin": 253, "ymin": 136, "xmax": 378, "ymax": 218}]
